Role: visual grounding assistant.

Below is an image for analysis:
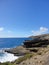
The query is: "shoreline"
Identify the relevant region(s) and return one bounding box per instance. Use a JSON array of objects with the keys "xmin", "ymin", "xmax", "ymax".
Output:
[
  {"xmin": 1, "ymin": 34, "xmax": 49, "ymax": 65},
  {"xmin": 0, "ymin": 51, "xmax": 19, "ymax": 63},
  {"xmin": 0, "ymin": 46, "xmax": 25, "ymax": 63}
]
